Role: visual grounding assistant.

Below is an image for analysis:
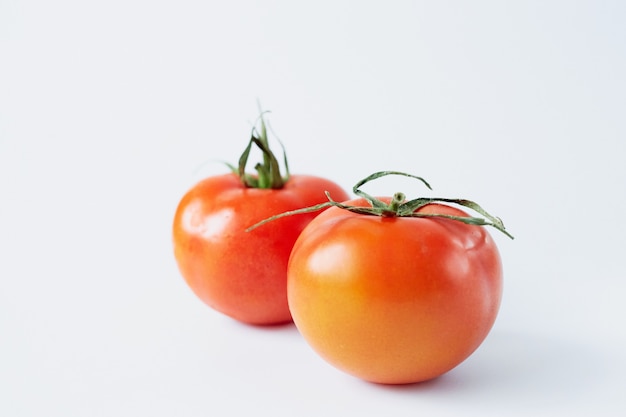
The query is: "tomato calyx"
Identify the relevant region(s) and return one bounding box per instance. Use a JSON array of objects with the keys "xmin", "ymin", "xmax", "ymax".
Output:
[
  {"xmin": 248, "ymin": 170, "xmax": 514, "ymax": 239},
  {"xmin": 230, "ymin": 111, "xmax": 290, "ymax": 189}
]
